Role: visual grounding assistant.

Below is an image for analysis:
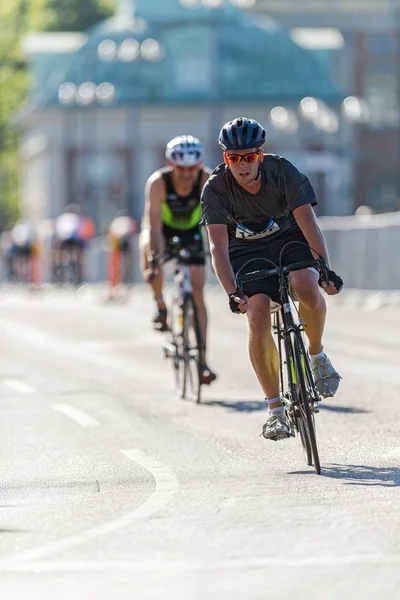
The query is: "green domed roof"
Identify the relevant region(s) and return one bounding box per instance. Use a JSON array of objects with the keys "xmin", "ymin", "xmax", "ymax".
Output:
[{"xmin": 28, "ymin": 0, "xmax": 344, "ymax": 107}]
